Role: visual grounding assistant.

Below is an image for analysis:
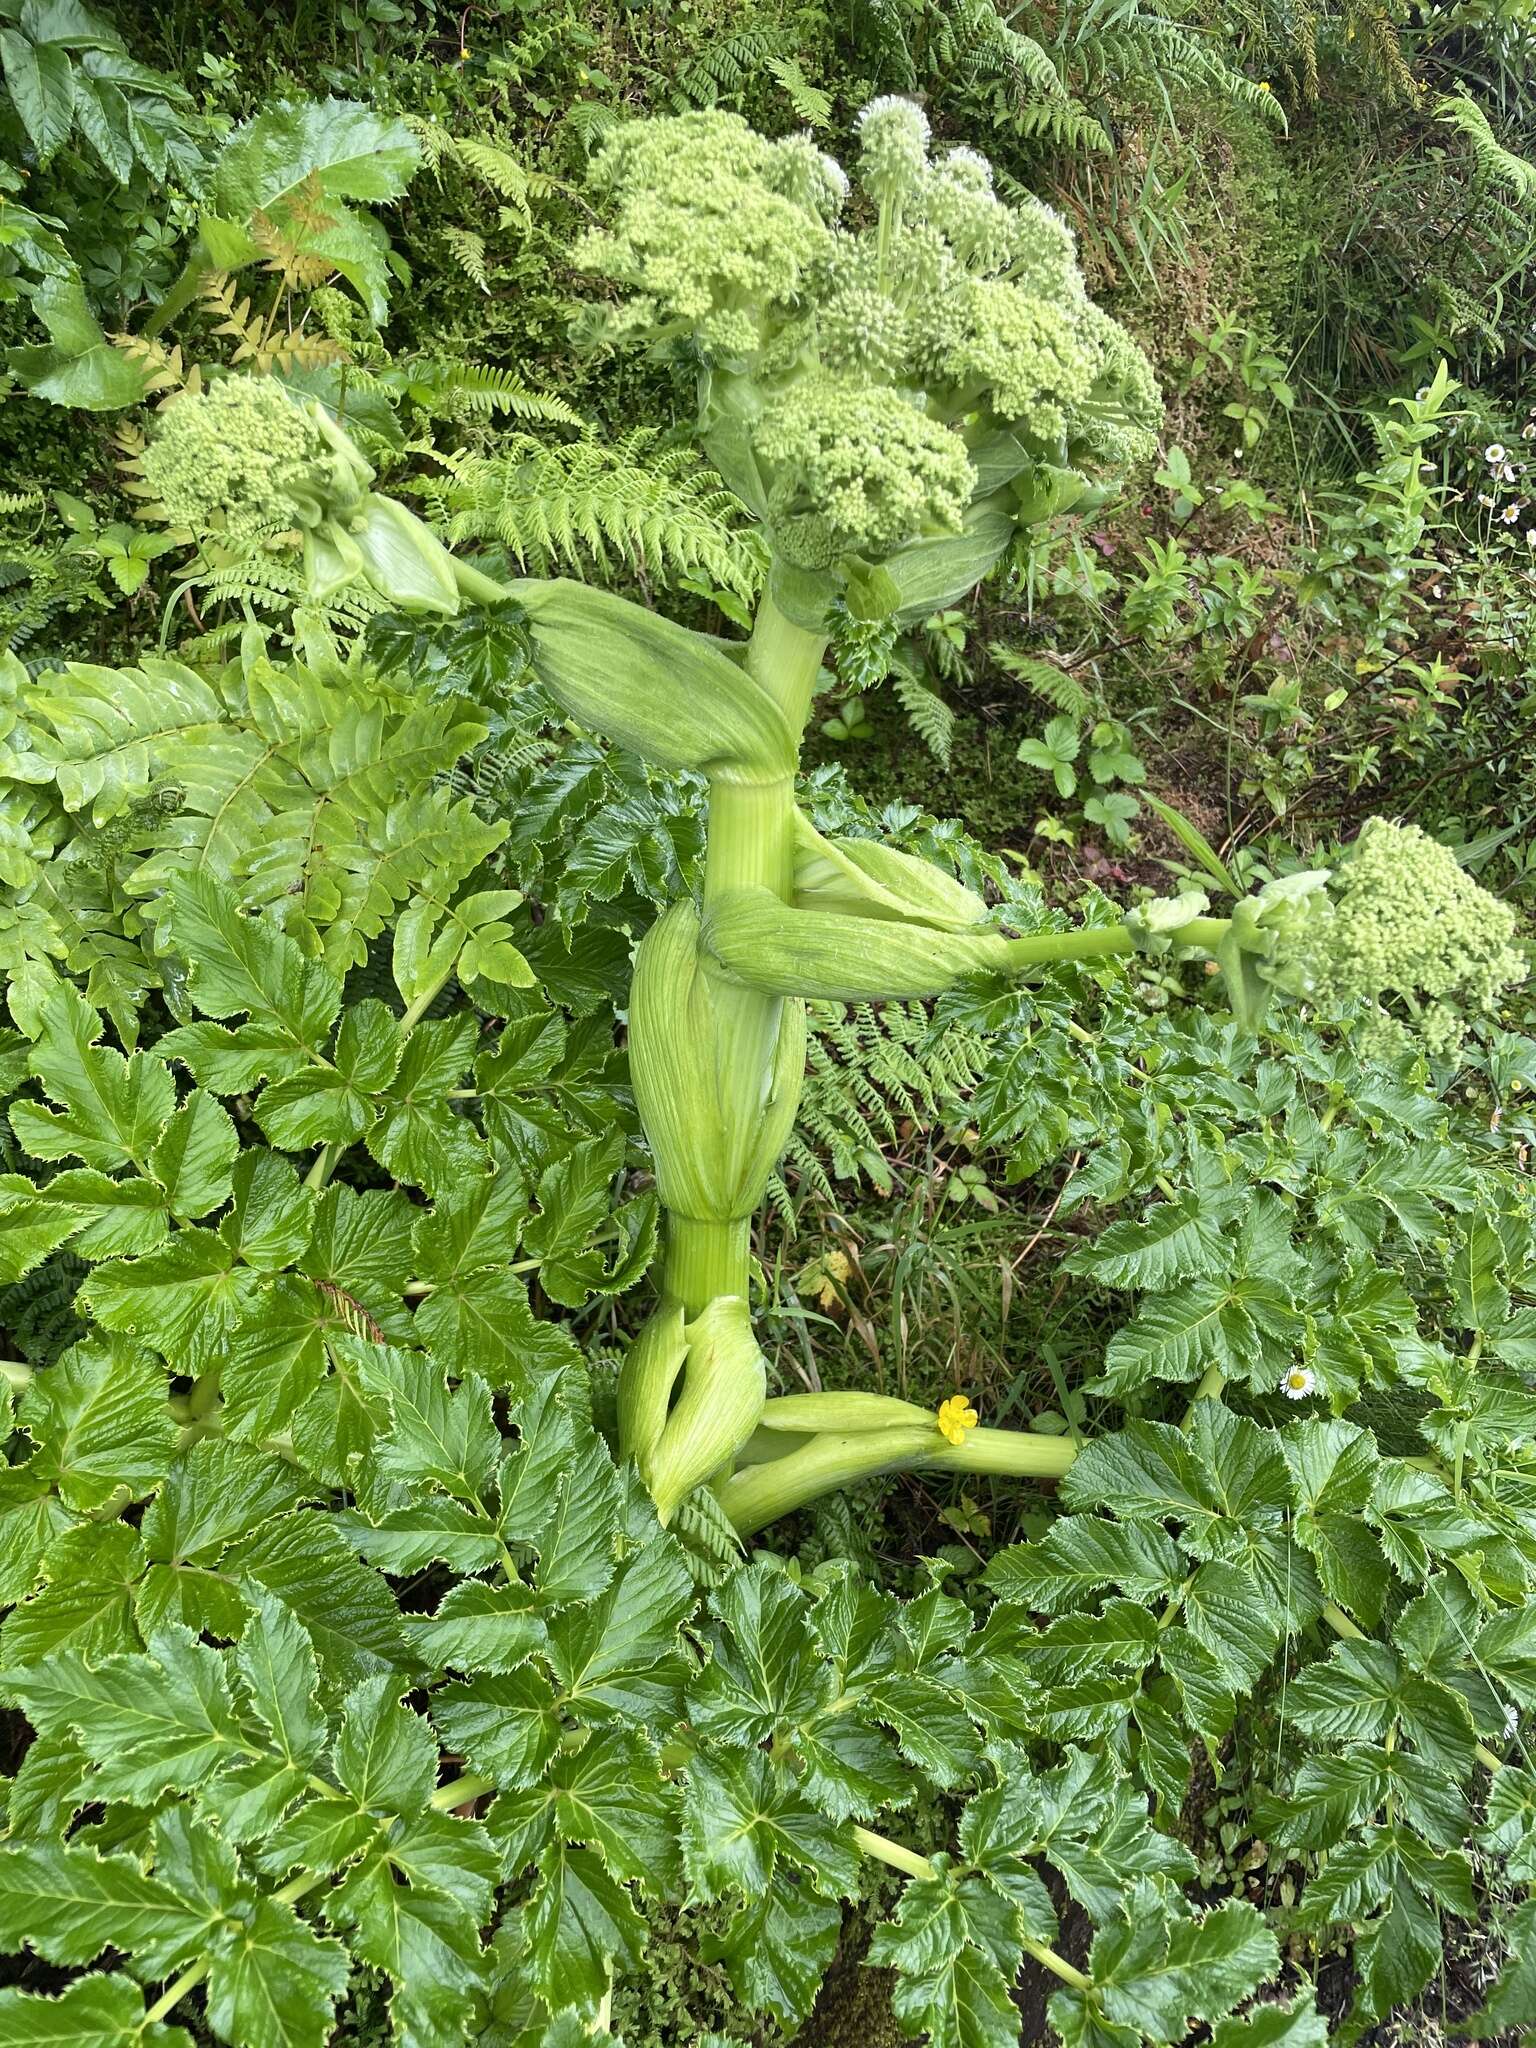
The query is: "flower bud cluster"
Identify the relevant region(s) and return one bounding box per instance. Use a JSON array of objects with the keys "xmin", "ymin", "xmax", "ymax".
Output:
[
  {"xmin": 141, "ymin": 378, "xmax": 372, "ymax": 542},
  {"xmin": 143, "ymin": 379, "xmax": 461, "ymax": 614},
  {"xmin": 576, "ymin": 99, "xmax": 1163, "ymax": 576},
  {"xmin": 1247, "ymin": 818, "xmax": 1525, "ymax": 1051},
  {"xmin": 574, "ymin": 111, "xmax": 843, "ymax": 359},
  {"xmin": 754, "ymin": 376, "xmax": 975, "ymax": 568}
]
